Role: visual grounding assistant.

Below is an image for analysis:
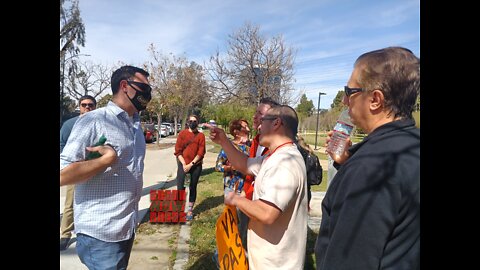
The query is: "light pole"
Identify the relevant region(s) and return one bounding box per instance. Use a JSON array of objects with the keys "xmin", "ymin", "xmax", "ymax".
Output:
[
  {"xmin": 60, "ymin": 53, "xmax": 90, "ymax": 127},
  {"xmin": 314, "ymin": 92, "xmax": 326, "ymax": 150}
]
